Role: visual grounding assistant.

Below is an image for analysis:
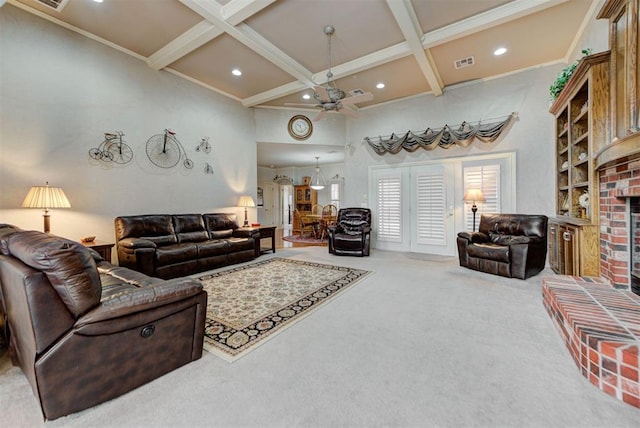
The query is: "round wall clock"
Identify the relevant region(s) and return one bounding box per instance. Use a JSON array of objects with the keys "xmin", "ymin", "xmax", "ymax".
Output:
[{"xmin": 288, "ymin": 115, "xmax": 313, "ymax": 140}]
